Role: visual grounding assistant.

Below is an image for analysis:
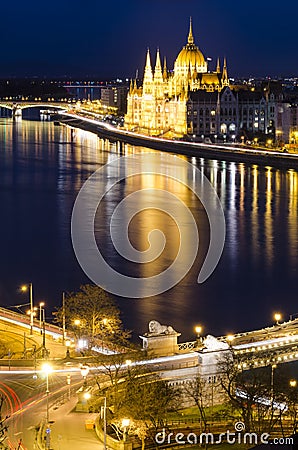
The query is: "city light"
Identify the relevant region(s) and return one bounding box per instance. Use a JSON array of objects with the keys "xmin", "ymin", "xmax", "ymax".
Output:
[
  {"xmin": 20, "ymin": 283, "xmax": 34, "ymax": 334},
  {"xmin": 274, "ymin": 313, "xmax": 282, "ymax": 324},
  {"xmin": 41, "ymin": 363, "xmax": 53, "ymax": 426},
  {"xmin": 195, "ymin": 326, "xmax": 202, "ymax": 336}
]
